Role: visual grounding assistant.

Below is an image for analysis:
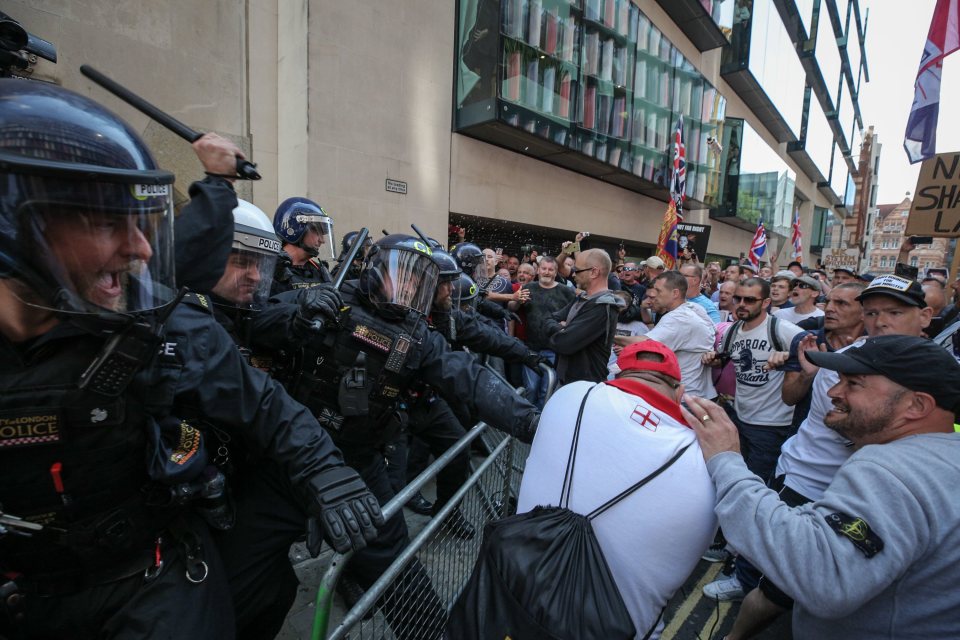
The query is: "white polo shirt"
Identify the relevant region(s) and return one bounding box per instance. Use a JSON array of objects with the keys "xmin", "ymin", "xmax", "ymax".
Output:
[{"xmin": 518, "ymin": 380, "xmax": 717, "ymax": 638}]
